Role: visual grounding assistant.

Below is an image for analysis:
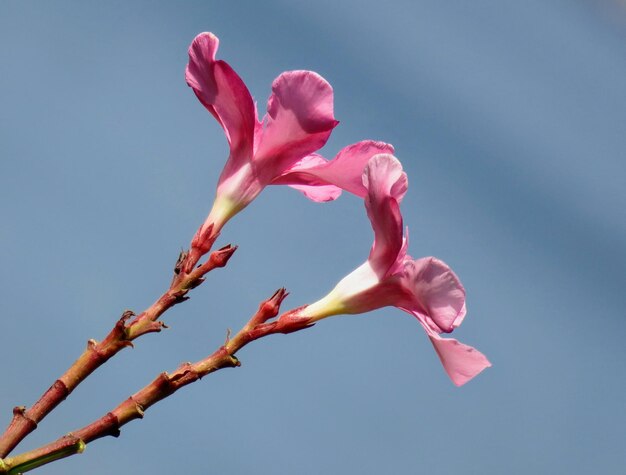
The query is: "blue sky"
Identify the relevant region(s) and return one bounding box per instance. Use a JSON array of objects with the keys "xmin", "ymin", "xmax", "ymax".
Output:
[{"xmin": 1, "ymin": 1, "xmax": 625, "ymax": 474}]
